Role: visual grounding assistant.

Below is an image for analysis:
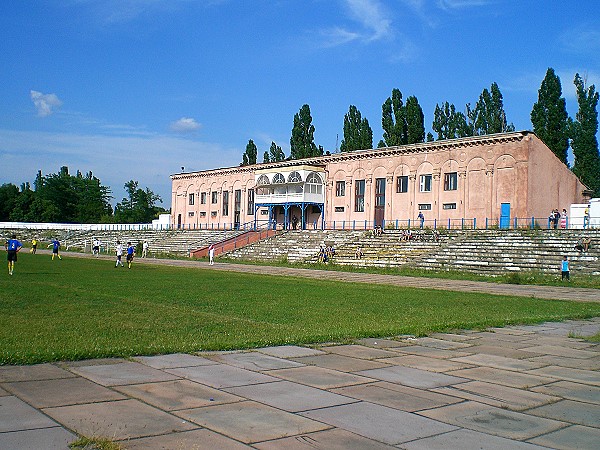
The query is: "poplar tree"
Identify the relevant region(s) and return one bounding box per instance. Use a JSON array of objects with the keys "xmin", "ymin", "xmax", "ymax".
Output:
[
  {"xmin": 472, "ymin": 82, "xmax": 515, "ymax": 135},
  {"xmin": 241, "ymin": 139, "xmax": 257, "ymax": 166},
  {"xmin": 381, "ymin": 88, "xmax": 407, "ymax": 146},
  {"xmin": 405, "ymin": 96, "xmax": 425, "ymax": 144},
  {"xmin": 531, "ymin": 68, "xmax": 569, "ymax": 164},
  {"xmin": 269, "ymin": 141, "xmax": 285, "ymax": 162},
  {"xmin": 340, "ymin": 105, "xmax": 373, "ymax": 151},
  {"xmin": 432, "ymin": 102, "xmax": 470, "ymax": 140},
  {"xmin": 571, "ymin": 73, "xmax": 600, "ymax": 195},
  {"xmin": 290, "ymin": 104, "xmax": 321, "ymax": 159}
]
